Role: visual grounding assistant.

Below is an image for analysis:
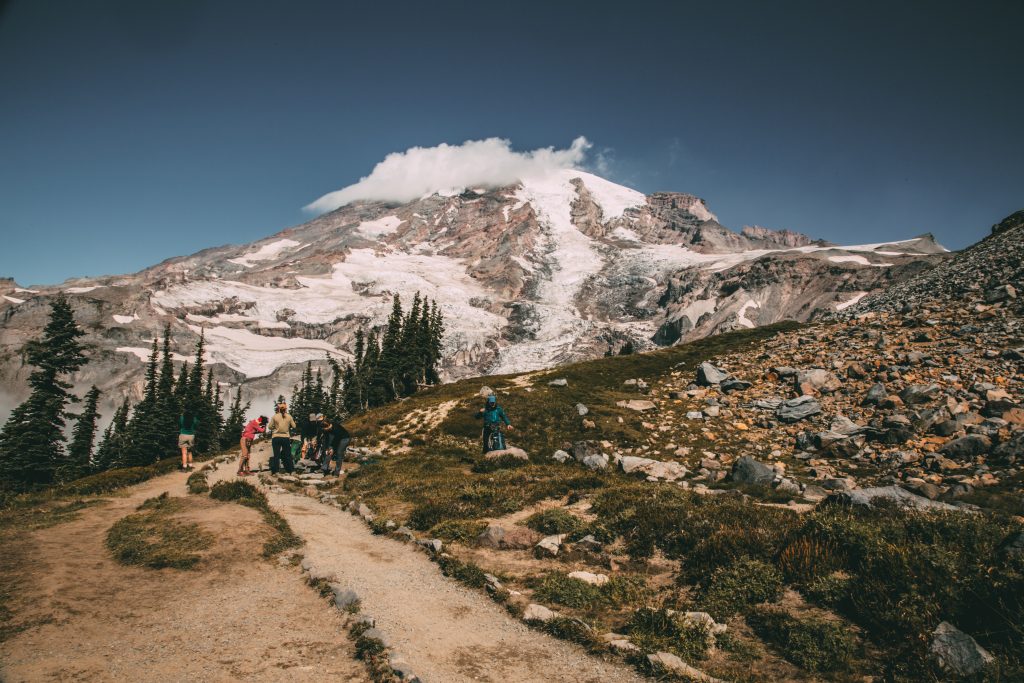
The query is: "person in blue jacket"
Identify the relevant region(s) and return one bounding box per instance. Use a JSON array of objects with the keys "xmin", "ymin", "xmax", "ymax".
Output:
[{"xmin": 474, "ymin": 394, "xmax": 513, "ymax": 453}]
